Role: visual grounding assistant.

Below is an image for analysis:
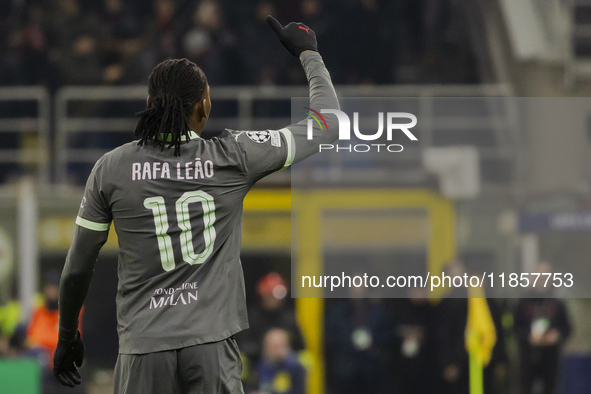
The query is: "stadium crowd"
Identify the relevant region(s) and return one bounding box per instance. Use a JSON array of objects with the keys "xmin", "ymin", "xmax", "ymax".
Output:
[{"xmin": 0, "ymin": 0, "xmax": 480, "ymax": 90}]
